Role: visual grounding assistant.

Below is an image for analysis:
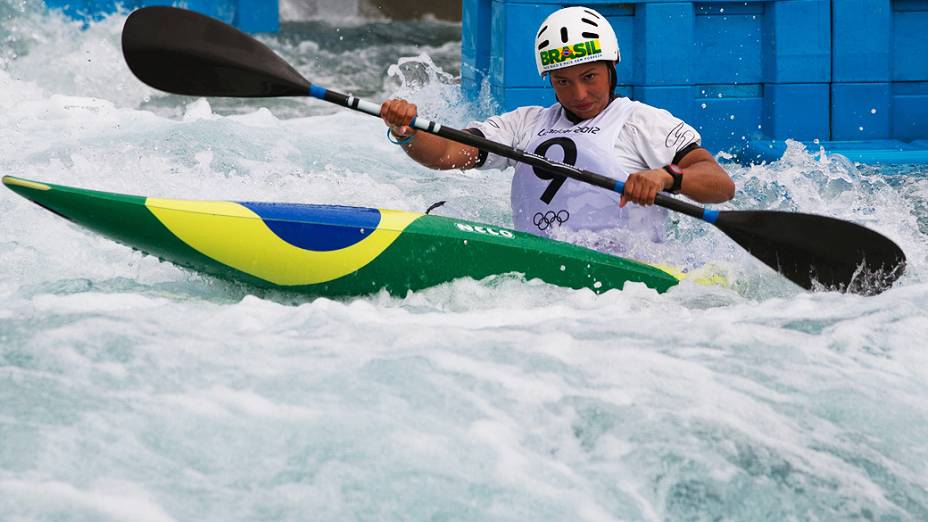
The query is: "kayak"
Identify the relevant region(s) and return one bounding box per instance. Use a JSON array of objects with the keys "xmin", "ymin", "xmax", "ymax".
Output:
[{"xmin": 2, "ymin": 176, "xmax": 679, "ymax": 296}]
